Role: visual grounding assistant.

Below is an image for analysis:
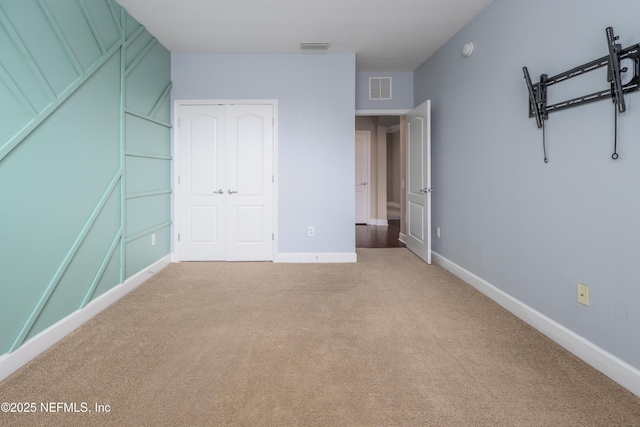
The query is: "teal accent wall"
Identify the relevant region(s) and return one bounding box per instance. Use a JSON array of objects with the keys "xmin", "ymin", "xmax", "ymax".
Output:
[{"xmin": 0, "ymin": 0, "xmax": 171, "ymax": 356}]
